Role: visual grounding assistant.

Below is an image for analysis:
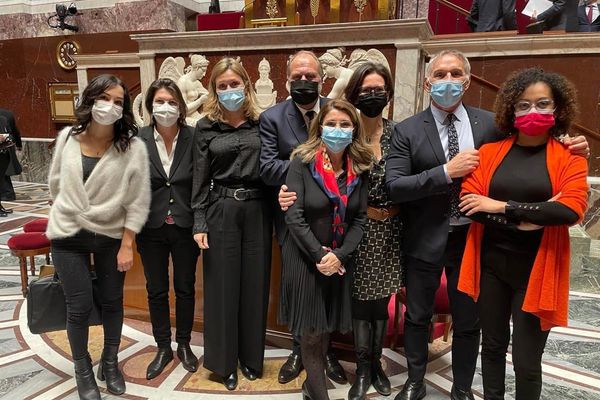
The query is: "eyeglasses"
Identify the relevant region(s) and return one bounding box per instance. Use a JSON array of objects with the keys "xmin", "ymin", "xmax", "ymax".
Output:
[
  {"xmin": 358, "ymin": 88, "xmax": 387, "ymax": 98},
  {"xmin": 514, "ymin": 99, "xmax": 555, "ymax": 113}
]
